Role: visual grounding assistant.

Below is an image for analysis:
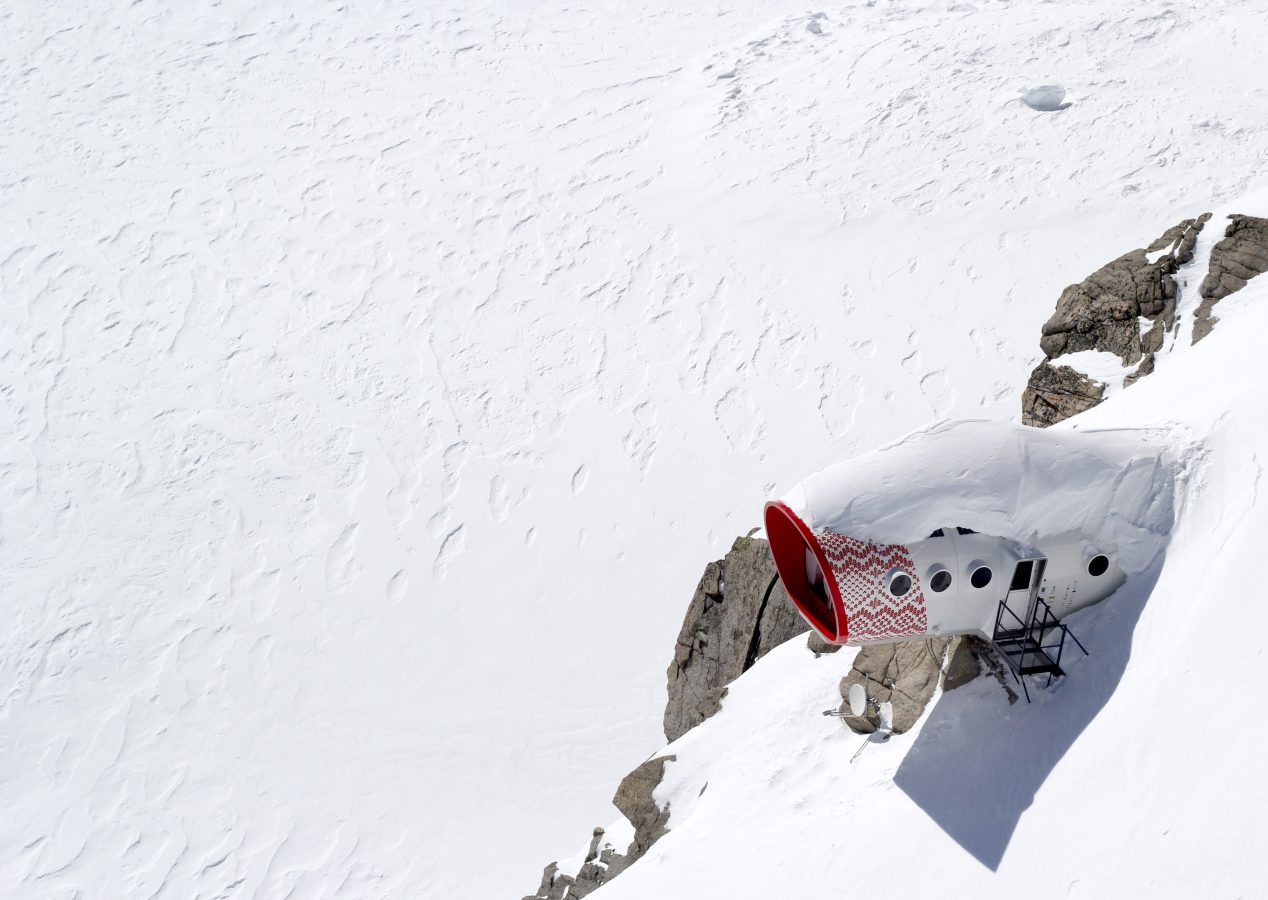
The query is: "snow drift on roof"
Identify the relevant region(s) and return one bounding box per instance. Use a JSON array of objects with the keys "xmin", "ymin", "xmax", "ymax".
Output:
[{"xmin": 782, "ymin": 419, "xmax": 1183, "ymax": 576}]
